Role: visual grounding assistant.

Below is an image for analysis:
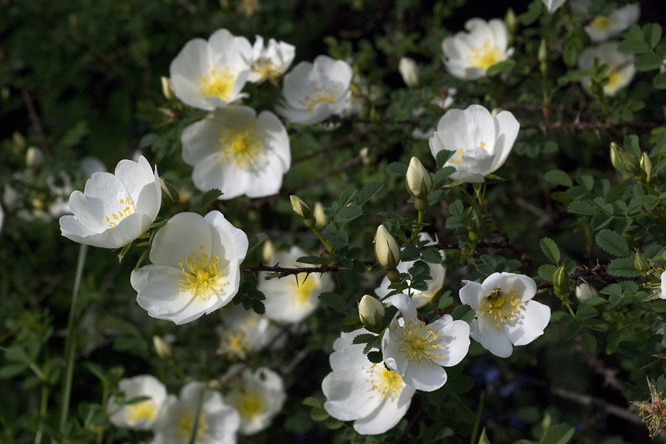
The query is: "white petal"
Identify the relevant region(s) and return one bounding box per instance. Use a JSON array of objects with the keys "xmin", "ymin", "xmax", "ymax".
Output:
[
  {"xmin": 402, "ymin": 361, "xmax": 447, "ymax": 392},
  {"xmin": 322, "ymin": 368, "xmax": 382, "ymax": 421},
  {"xmin": 353, "ymin": 385, "xmax": 416, "ymax": 435},
  {"xmin": 506, "ymin": 300, "xmax": 551, "ymax": 346},
  {"xmin": 149, "ymin": 212, "xmax": 213, "ymax": 268},
  {"xmin": 133, "ymin": 265, "xmax": 193, "ymax": 316},
  {"xmin": 470, "ymin": 318, "xmax": 514, "ymax": 358}
]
